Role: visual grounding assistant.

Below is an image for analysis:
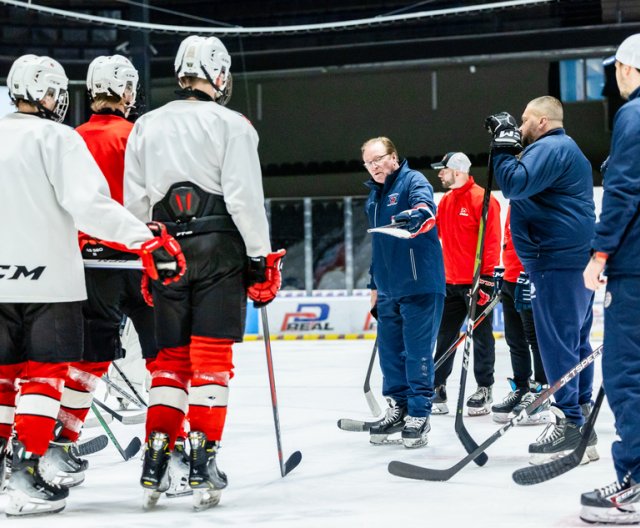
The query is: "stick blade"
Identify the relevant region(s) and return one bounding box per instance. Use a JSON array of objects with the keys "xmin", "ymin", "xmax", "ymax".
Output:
[
  {"xmin": 76, "ymin": 435, "xmax": 108, "ymax": 456},
  {"xmin": 455, "ymin": 426, "xmax": 489, "ymax": 466},
  {"xmin": 512, "ymin": 453, "xmax": 583, "ymax": 485},
  {"xmin": 388, "ymin": 461, "xmax": 454, "ymax": 482},
  {"xmin": 121, "ymin": 411, "xmax": 147, "ymax": 425},
  {"xmin": 337, "ymin": 418, "xmax": 378, "ymax": 432},
  {"xmin": 124, "ymin": 437, "xmax": 142, "ymax": 461},
  {"xmin": 283, "ymin": 451, "xmax": 302, "ymax": 476}
]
